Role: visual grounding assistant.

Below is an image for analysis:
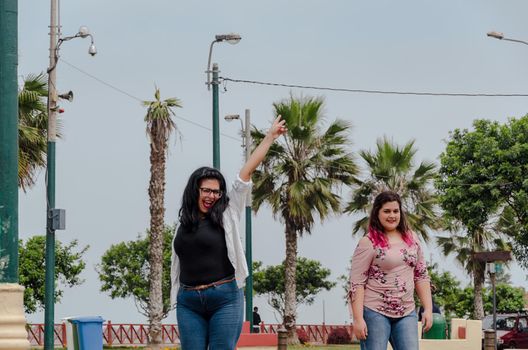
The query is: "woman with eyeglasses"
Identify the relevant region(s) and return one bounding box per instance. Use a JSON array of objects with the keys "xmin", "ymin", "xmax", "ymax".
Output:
[{"xmin": 171, "ymin": 116, "xmax": 287, "ymax": 350}]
